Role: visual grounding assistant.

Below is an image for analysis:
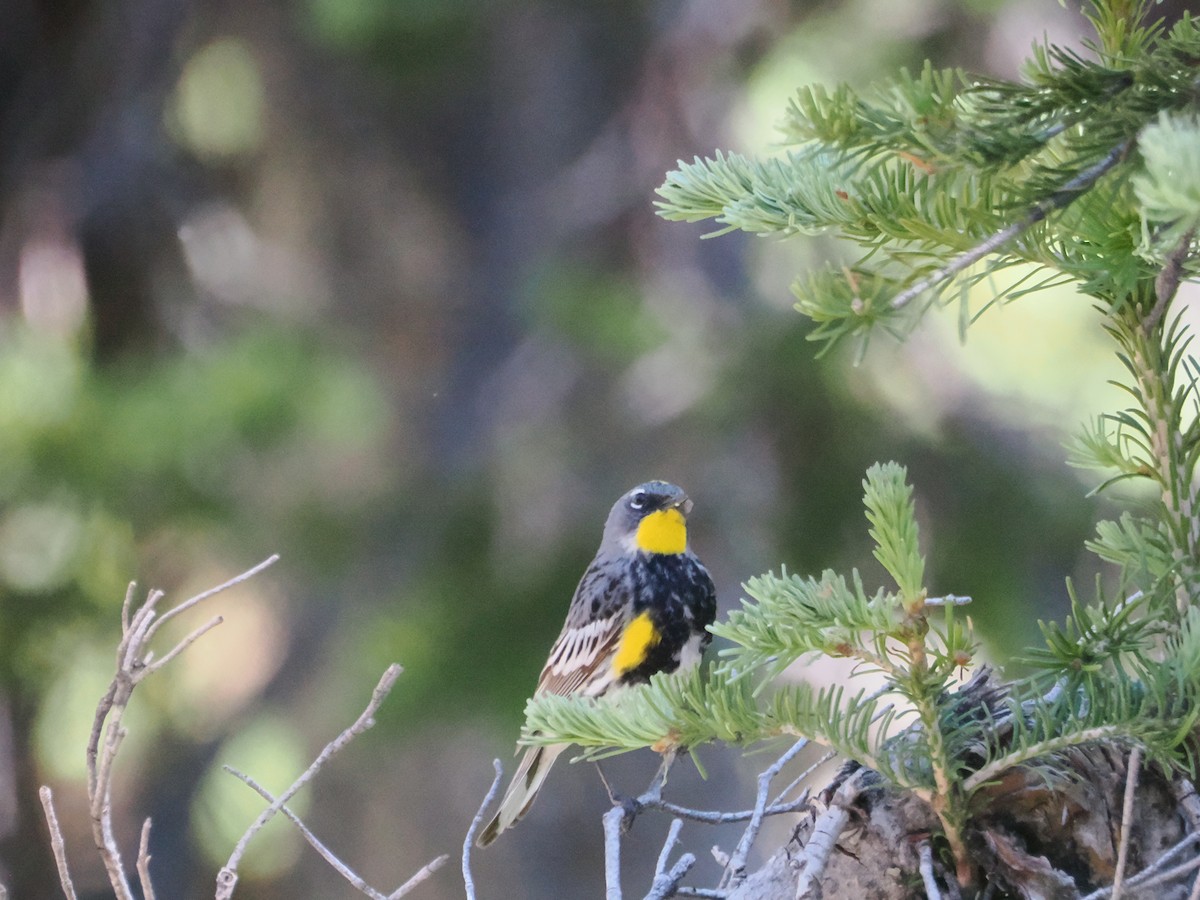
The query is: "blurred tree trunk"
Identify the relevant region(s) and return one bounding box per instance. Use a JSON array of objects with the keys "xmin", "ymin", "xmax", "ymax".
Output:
[{"xmin": 0, "ymin": 696, "xmax": 58, "ymax": 900}]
